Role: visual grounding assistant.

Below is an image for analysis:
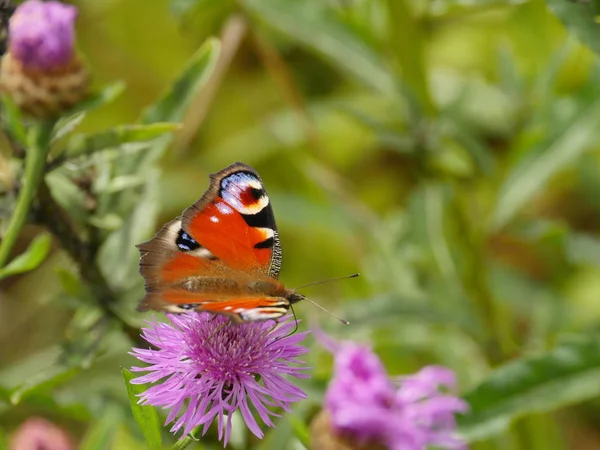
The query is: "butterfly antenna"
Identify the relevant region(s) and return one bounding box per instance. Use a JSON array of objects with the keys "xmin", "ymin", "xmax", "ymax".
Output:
[
  {"xmin": 293, "ymin": 273, "xmax": 359, "ymax": 290},
  {"xmin": 301, "ymin": 296, "xmax": 350, "ymax": 325},
  {"xmin": 289, "ymin": 303, "xmax": 299, "ymax": 336}
]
